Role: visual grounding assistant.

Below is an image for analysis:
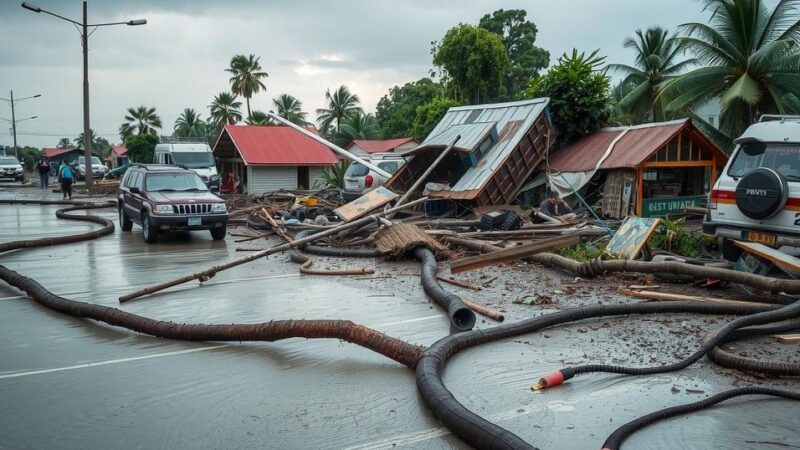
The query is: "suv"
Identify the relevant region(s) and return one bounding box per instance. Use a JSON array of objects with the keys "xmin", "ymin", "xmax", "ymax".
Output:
[
  {"xmin": 704, "ymin": 115, "xmax": 800, "ymax": 259},
  {"xmin": 0, "ymin": 156, "xmax": 24, "ymax": 182},
  {"xmin": 342, "ymin": 154, "xmax": 405, "ymax": 201},
  {"xmin": 118, "ymin": 164, "xmax": 229, "ymax": 243},
  {"xmin": 76, "ymin": 155, "xmax": 109, "ymax": 180}
]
